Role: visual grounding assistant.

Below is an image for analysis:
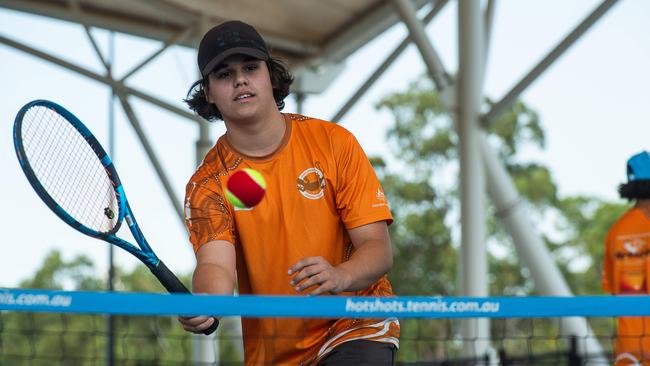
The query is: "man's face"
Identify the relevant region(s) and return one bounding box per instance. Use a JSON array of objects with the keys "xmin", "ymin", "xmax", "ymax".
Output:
[{"xmin": 204, "ymin": 54, "xmax": 275, "ymax": 122}]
